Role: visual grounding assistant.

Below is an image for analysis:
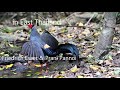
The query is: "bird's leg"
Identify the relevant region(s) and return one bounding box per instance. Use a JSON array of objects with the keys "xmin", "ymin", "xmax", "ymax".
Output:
[
  {"xmin": 39, "ymin": 60, "xmax": 49, "ymax": 72},
  {"xmin": 45, "ymin": 61, "xmax": 49, "ymax": 73},
  {"xmin": 40, "ymin": 64, "xmax": 43, "ymax": 72}
]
